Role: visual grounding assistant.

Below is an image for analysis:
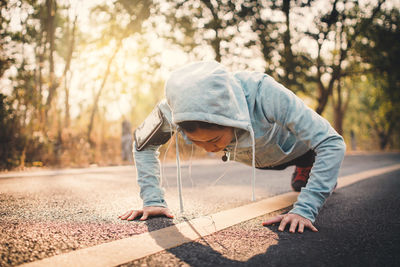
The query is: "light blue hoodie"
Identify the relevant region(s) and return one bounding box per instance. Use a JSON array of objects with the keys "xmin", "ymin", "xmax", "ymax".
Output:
[{"xmin": 133, "ymin": 61, "xmax": 346, "ymax": 223}]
